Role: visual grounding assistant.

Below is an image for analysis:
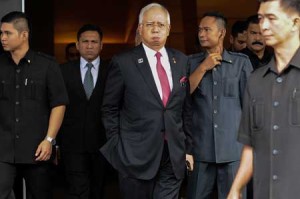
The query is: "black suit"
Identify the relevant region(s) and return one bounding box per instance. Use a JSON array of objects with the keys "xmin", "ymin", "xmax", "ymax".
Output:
[
  {"xmin": 59, "ymin": 58, "xmax": 109, "ymax": 199},
  {"xmin": 101, "ymin": 45, "xmax": 193, "ymax": 199}
]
